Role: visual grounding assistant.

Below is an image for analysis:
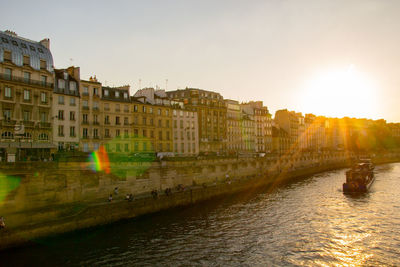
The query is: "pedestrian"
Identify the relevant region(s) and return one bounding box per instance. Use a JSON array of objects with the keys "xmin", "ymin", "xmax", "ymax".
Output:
[
  {"xmin": 108, "ymin": 194, "xmax": 113, "ymax": 202},
  {"xmin": 114, "ymin": 187, "xmax": 118, "ymax": 195},
  {"xmin": 0, "ymin": 216, "xmax": 5, "ymax": 229}
]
